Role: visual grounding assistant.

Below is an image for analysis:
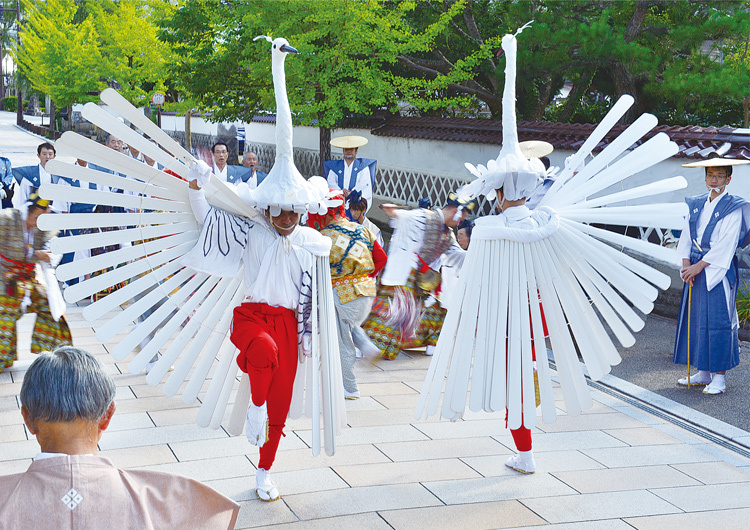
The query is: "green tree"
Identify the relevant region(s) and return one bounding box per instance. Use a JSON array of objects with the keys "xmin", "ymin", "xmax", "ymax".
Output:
[
  {"xmin": 14, "ymin": 0, "xmax": 103, "ymax": 119},
  {"xmin": 159, "ymin": 0, "xmax": 465, "ymax": 167},
  {"xmin": 89, "ymin": 0, "xmax": 173, "ymax": 106}
]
